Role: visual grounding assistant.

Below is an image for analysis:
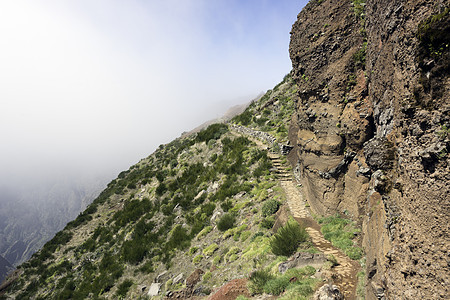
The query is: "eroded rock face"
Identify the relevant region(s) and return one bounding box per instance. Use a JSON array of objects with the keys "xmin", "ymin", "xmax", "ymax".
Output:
[{"xmin": 289, "ymin": 0, "xmax": 449, "ymax": 299}]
